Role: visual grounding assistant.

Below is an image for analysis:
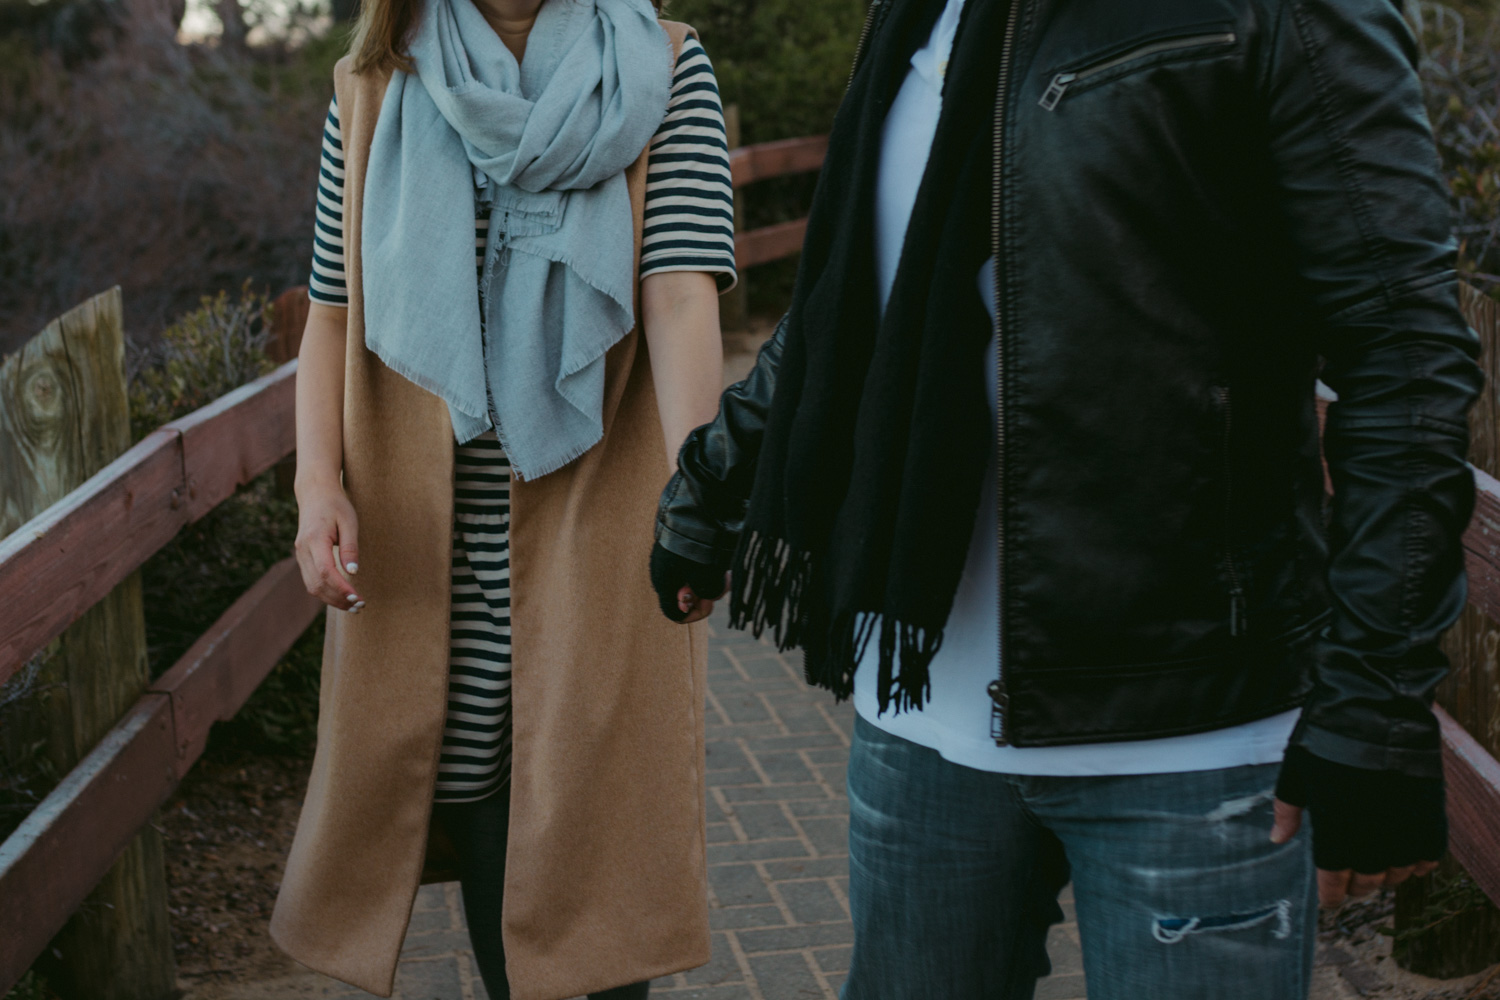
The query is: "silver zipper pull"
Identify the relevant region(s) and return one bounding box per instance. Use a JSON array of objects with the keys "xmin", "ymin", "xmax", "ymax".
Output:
[
  {"xmin": 1039, "ymin": 73, "xmax": 1077, "ymax": 111},
  {"xmin": 988, "ymin": 680, "xmax": 1009, "ymax": 744},
  {"xmin": 1230, "ymin": 590, "xmax": 1247, "ymax": 637}
]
